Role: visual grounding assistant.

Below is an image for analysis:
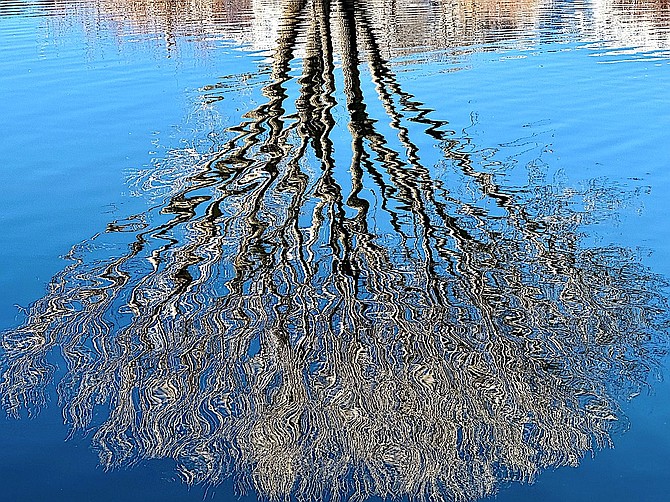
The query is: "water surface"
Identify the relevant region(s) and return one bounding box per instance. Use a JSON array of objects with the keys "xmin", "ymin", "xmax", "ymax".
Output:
[{"xmin": 2, "ymin": 0, "xmax": 670, "ymax": 501}]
